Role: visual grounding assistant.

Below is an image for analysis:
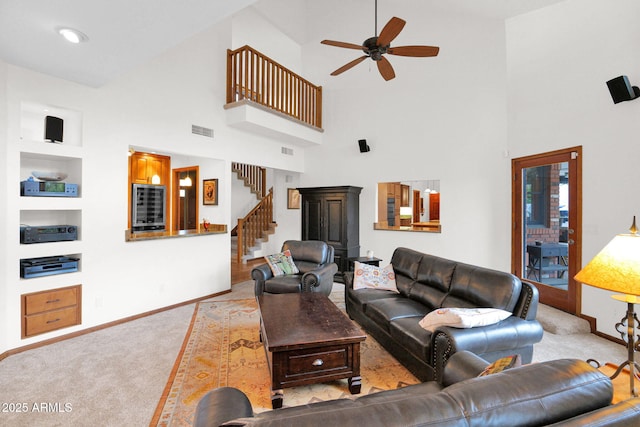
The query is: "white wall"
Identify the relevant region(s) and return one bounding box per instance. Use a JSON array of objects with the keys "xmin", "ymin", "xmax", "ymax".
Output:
[
  {"xmin": 270, "ymin": 169, "xmax": 302, "ymax": 251},
  {"xmin": 299, "ymin": 3, "xmax": 510, "ymax": 270},
  {"xmin": 232, "ymin": 7, "xmax": 303, "ymax": 73},
  {"xmin": 3, "ymin": 0, "xmax": 635, "ymax": 353},
  {"xmin": 0, "ymin": 16, "xmax": 305, "ymax": 353},
  {"xmin": 506, "ymin": 0, "xmax": 640, "ymax": 335},
  {"xmin": 0, "ymin": 60, "xmax": 8, "ymax": 351}
]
